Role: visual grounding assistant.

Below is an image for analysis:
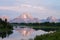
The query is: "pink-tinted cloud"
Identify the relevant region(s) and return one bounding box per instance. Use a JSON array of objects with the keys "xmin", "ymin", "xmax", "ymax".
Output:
[{"xmin": 0, "ymin": 4, "xmax": 57, "ymax": 15}]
